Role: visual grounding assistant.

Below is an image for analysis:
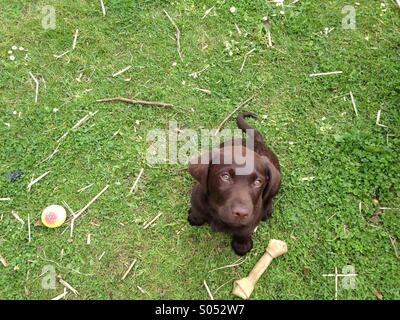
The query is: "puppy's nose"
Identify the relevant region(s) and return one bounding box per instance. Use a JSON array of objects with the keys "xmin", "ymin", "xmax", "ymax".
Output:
[{"xmin": 232, "ymin": 206, "xmax": 250, "ymax": 219}]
